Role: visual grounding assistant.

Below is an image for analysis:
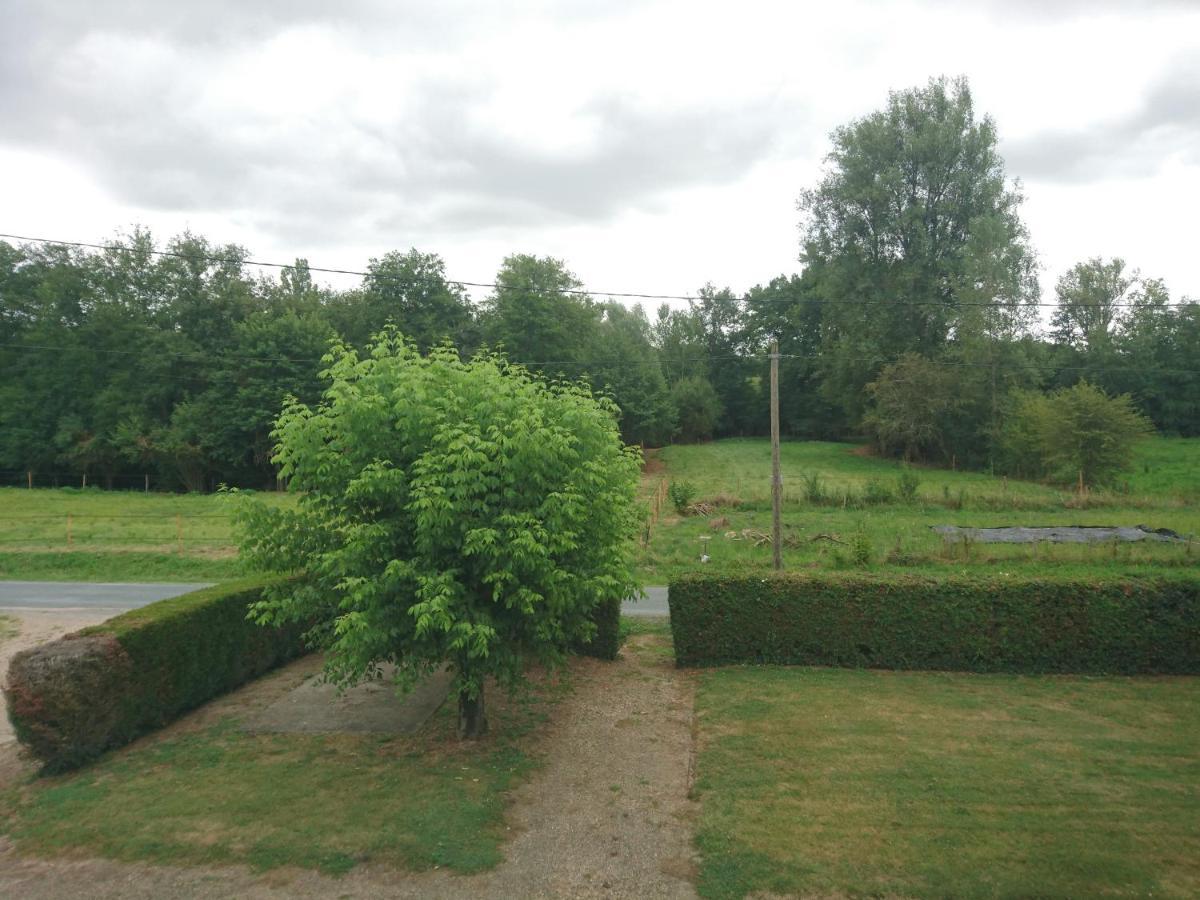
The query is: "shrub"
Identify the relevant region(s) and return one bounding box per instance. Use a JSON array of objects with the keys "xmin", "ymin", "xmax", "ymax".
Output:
[
  {"xmin": 850, "ymin": 529, "xmax": 873, "ymax": 567},
  {"xmin": 801, "ymin": 472, "xmax": 825, "ymax": 504},
  {"xmin": 668, "ymin": 480, "xmax": 698, "ymax": 514},
  {"xmin": 668, "ymin": 573, "xmax": 1200, "ymax": 674},
  {"xmin": 5, "ymin": 578, "xmax": 307, "ymax": 772},
  {"xmin": 1000, "ymin": 382, "xmax": 1154, "ymax": 488},
  {"xmin": 862, "ymin": 478, "xmax": 894, "ymax": 505},
  {"xmin": 896, "ymin": 467, "xmax": 920, "ymax": 504},
  {"xmin": 573, "ymin": 597, "xmax": 621, "ymax": 661}
]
